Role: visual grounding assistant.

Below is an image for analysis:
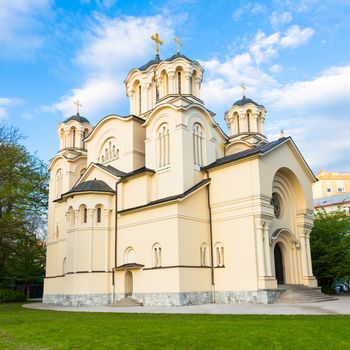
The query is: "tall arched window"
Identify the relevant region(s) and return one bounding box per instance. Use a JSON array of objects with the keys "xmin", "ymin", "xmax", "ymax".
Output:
[
  {"xmin": 193, "ymin": 123, "xmax": 204, "ymax": 166},
  {"xmin": 247, "ymin": 112, "xmax": 251, "ymax": 132},
  {"xmin": 157, "ymin": 123, "xmax": 170, "ymax": 168},
  {"xmin": 96, "ymin": 207, "xmax": 102, "ymax": 223},
  {"xmin": 55, "ymin": 169, "xmax": 63, "ymax": 198},
  {"xmin": 152, "ymin": 243, "xmax": 162, "ymax": 267},
  {"xmin": 177, "ymin": 72, "xmax": 182, "ymax": 94},
  {"xmin": 215, "ymin": 242, "xmax": 225, "ymax": 267},
  {"xmin": 81, "ymin": 206, "xmax": 88, "ymax": 224},
  {"xmin": 200, "ymin": 242, "xmax": 209, "ymax": 266},
  {"xmin": 72, "ymin": 129, "xmax": 76, "ymax": 147}
]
